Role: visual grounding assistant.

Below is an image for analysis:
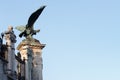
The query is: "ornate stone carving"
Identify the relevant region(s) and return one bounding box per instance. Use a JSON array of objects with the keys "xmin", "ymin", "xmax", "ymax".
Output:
[{"xmin": 4, "ymin": 26, "xmax": 16, "ymax": 44}]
